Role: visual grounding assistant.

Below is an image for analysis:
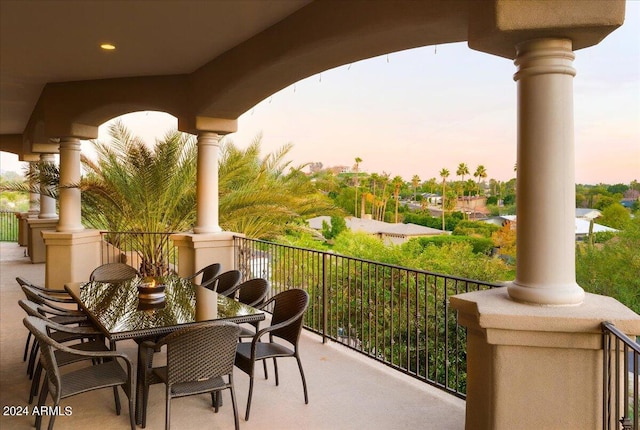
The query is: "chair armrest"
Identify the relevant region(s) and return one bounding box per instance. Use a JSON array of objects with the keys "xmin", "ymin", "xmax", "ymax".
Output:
[
  {"xmin": 45, "ymin": 318, "xmax": 103, "ymax": 336},
  {"xmin": 40, "ymin": 304, "xmax": 86, "ymax": 318},
  {"xmin": 54, "ymin": 342, "xmax": 135, "ymax": 374},
  {"xmin": 184, "ymin": 266, "xmax": 206, "ymax": 281}
]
